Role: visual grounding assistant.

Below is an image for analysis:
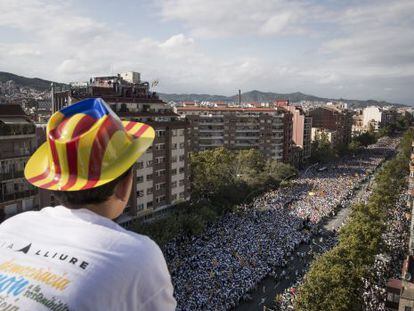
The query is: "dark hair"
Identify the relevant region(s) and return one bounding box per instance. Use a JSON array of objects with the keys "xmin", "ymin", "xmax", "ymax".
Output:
[{"xmin": 52, "ymin": 167, "xmax": 133, "ymax": 208}]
